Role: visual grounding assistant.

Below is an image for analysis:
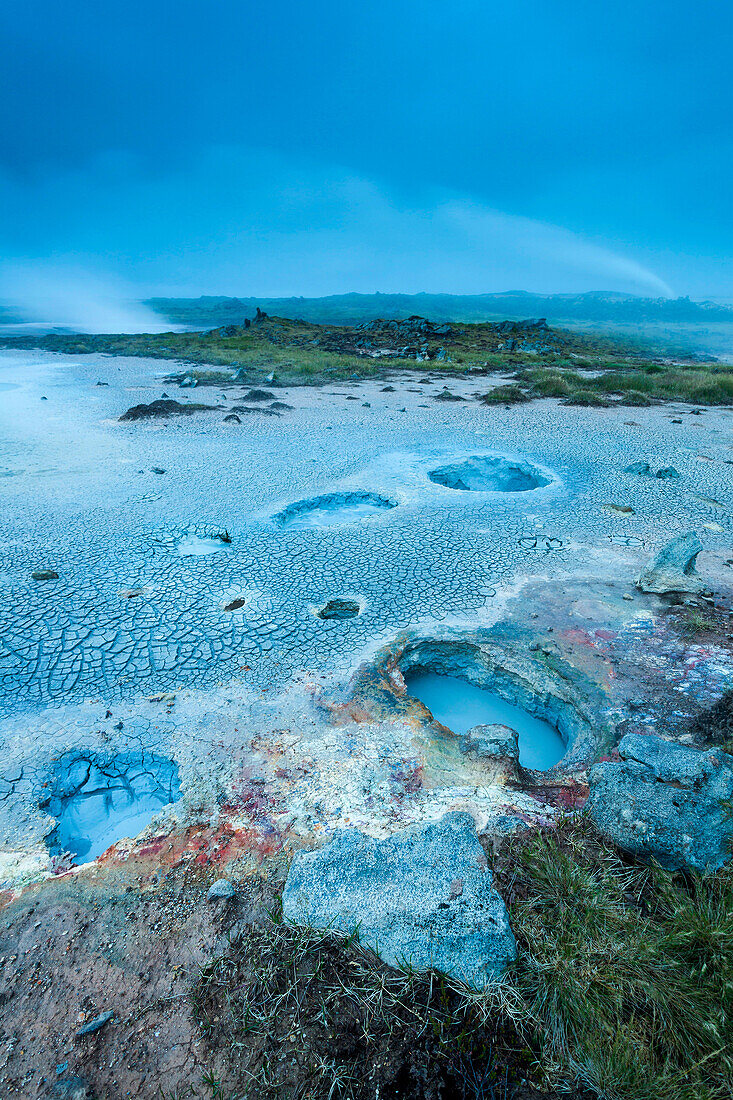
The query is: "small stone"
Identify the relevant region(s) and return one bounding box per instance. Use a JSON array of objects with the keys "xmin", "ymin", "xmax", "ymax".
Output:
[
  {"xmin": 207, "ymin": 878, "xmax": 236, "ymax": 901},
  {"xmin": 624, "ymin": 461, "xmax": 652, "ymax": 476},
  {"xmin": 32, "ymin": 569, "xmax": 59, "ymax": 581},
  {"xmin": 317, "ymin": 598, "xmax": 361, "ymax": 621},
  {"xmin": 76, "ymin": 1011, "xmax": 113, "ymax": 1038},
  {"xmin": 150, "ymin": 467, "xmax": 166, "ymax": 475},
  {"xmin": 623, "ymin": 593, "xmax": 634, "ymax": 601},
  {"xmin": 656, "ymin": 466, "xmax": 681, "ymax": 479}
]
